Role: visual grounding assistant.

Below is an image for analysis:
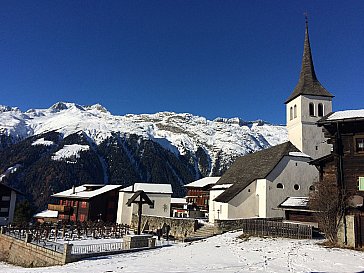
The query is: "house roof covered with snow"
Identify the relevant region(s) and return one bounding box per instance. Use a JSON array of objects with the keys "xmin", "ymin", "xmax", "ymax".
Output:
[
  {"xmin": 184, "ymin": 177, "xmax": 220, "ymax": 188},
  {"xmin": 214, "ymin": 141, "xmax": 300, "ymax": 203},
  {"xmin": 52, "ymin": 184, "xmax": 123, "ymax": 199},
  {"xmin": 33, "ymin": 210, "xmax": 59, "ymax": 218},
  {"xmin": 318, "ymin": 109, "xmax": 364, "ymax": 124},
  {"xmin": 278, "ymin": 197, "xmax": 309, "ymax": 208},
  {"xmin": 121, "ymin": 183, "xmax": 173, "ymax": 194},
  {"xmin": 171, "ymin": 198, "xmax": 187, "ymax": 204}
]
